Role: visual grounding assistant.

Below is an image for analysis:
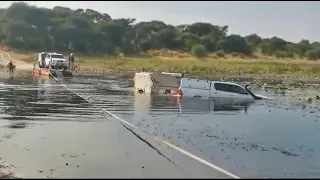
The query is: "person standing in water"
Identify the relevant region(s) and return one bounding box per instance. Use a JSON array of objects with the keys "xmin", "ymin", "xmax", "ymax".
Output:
[
  {"xmin": 7, "ymin": 60, "xmax": 14, "ymax": 75},
  {"xmin": 68, "ymin": 53, "xmax": 75, "ymax": 70}
]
